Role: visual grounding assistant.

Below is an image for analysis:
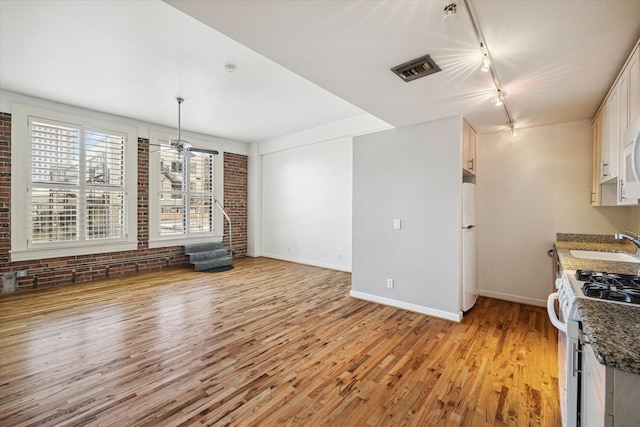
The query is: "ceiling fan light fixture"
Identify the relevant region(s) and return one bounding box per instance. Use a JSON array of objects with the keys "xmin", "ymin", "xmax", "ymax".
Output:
[
  {"xmin": 170, "ymin": 138, "xmax": 192, "ymax": 151},
  {"xmin": 170, "ymin": 96, "xmax": 194, "ymax": 154}
]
